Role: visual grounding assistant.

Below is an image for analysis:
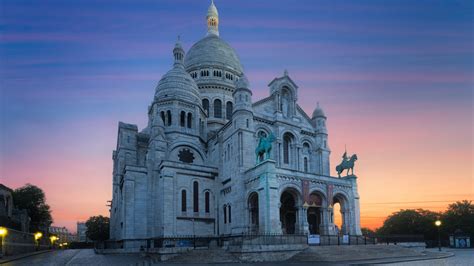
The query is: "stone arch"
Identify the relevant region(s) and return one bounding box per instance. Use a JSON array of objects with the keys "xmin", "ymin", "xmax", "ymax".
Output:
[
  {"xmin": 187, "ymin": 112, "xmax": 193, "ymax": 128},
  {"xmin": 280, "ymin": 186, "xmax": 302, "ymax": 234},
  {"xmin": 282, "ymin": 132, "xmax": 296, "ymax": 165},
  {"xmin": 332, "ymin": 192, "xmax": 351, "ymax": 235},
  {"xmin": 178, "ymin": 188, "xmax": 188, "ymax": 213},
  {"xmin": 180, "ymin": 111, "xmax": 186, "ymax": 127},
  {"xmin": 247, "ymin": 191, "xmax": 259, "ymax": 233},
  {"xmin": 307, "ymin": 190, "xmax": 326, "ymax": 235},
  {"xmin": 309, "ymin": 188, "xmax": 328, "ymax": 206},
  {"xmin": 213, "ymin": 98, "xmax": 222, "ymax": 118},
  {"xmin": 226, "ymin": 101, "xmax": 233, "ymax": 120},
  {"xmin": 203, "ymin": 189, "xmax": 213, "ymax": 214},
  {"xmin": 279, "ymin": 83, "xmax": 297, "ymax": 100},
  {"xmin": 280, "ymin": 129, "xmax": 300, "ymax": 143},
  {"xmin": 202, "ymin": 98, "xmax": 210, "ymax": 115},
  {"xmin": 254, "ymin": 124, "xmax": 273, "ymax": 138}
]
